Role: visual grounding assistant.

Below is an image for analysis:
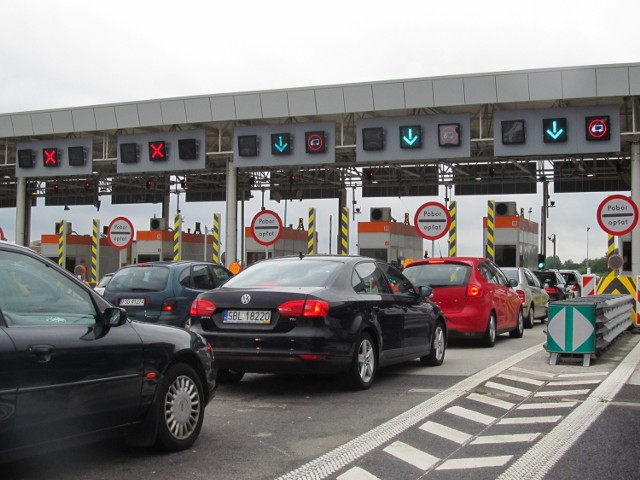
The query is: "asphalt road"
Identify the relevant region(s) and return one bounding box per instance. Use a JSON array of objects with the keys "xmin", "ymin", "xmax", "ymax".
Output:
[{"xmin": 5, "ymin": 323, "xmax": 640, "ymax": 480}]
